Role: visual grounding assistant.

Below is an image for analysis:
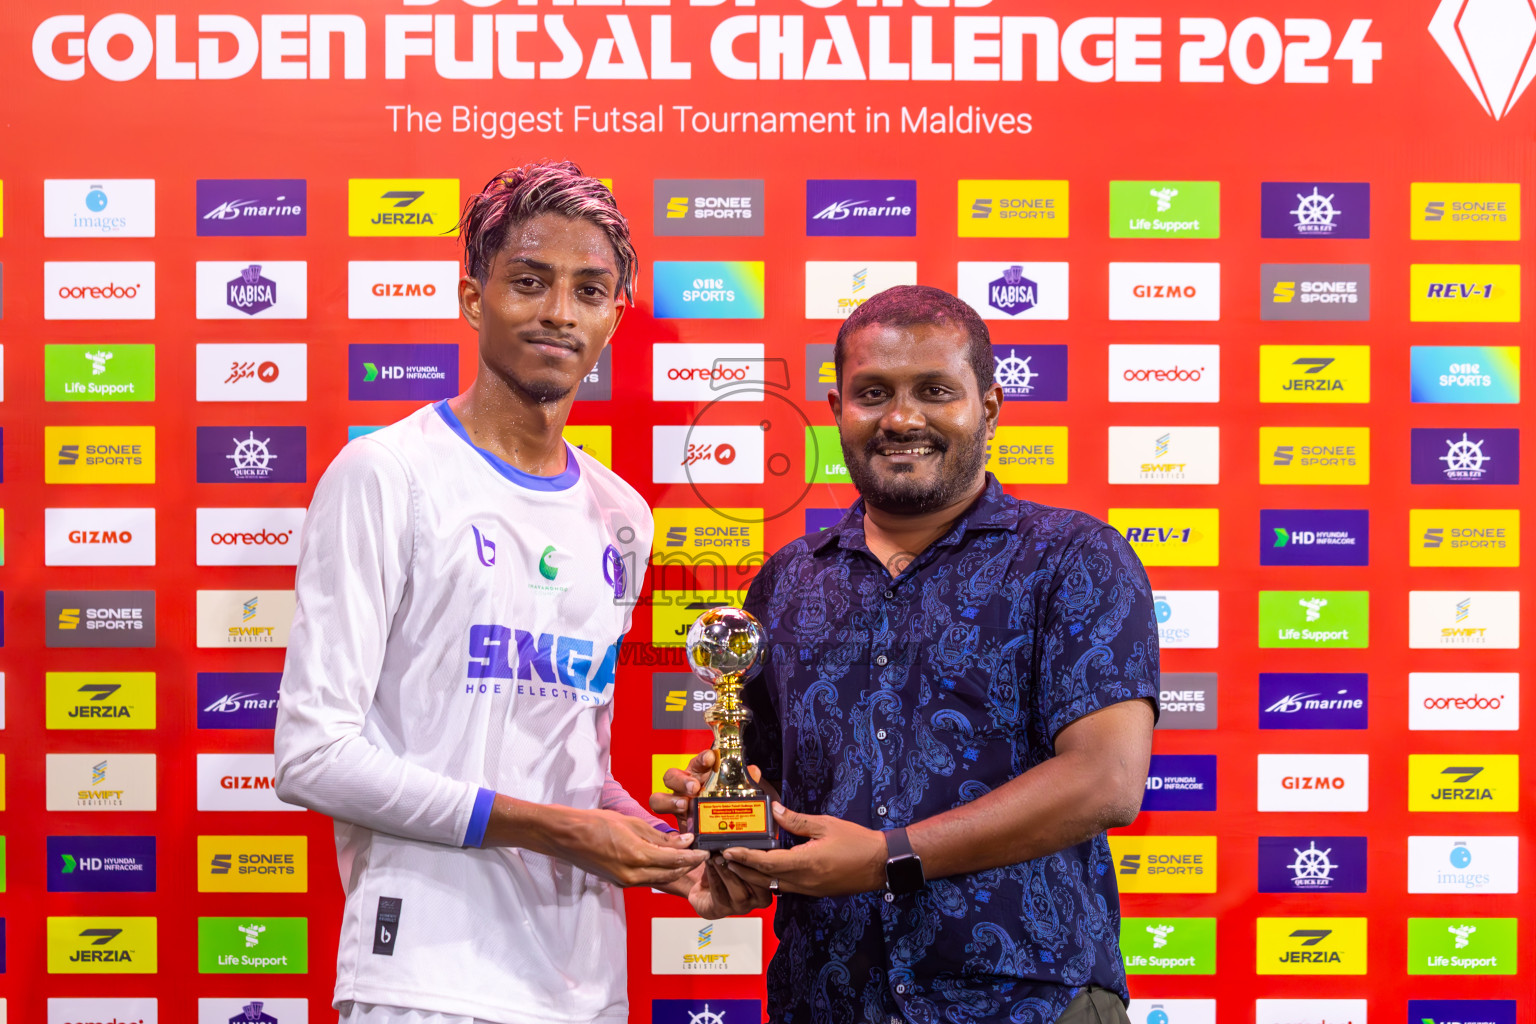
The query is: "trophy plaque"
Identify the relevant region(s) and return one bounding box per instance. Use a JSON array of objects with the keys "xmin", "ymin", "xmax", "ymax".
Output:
[{"xmin": 684, "ymin": 606, "xmax": 777, "ymax": 851}]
